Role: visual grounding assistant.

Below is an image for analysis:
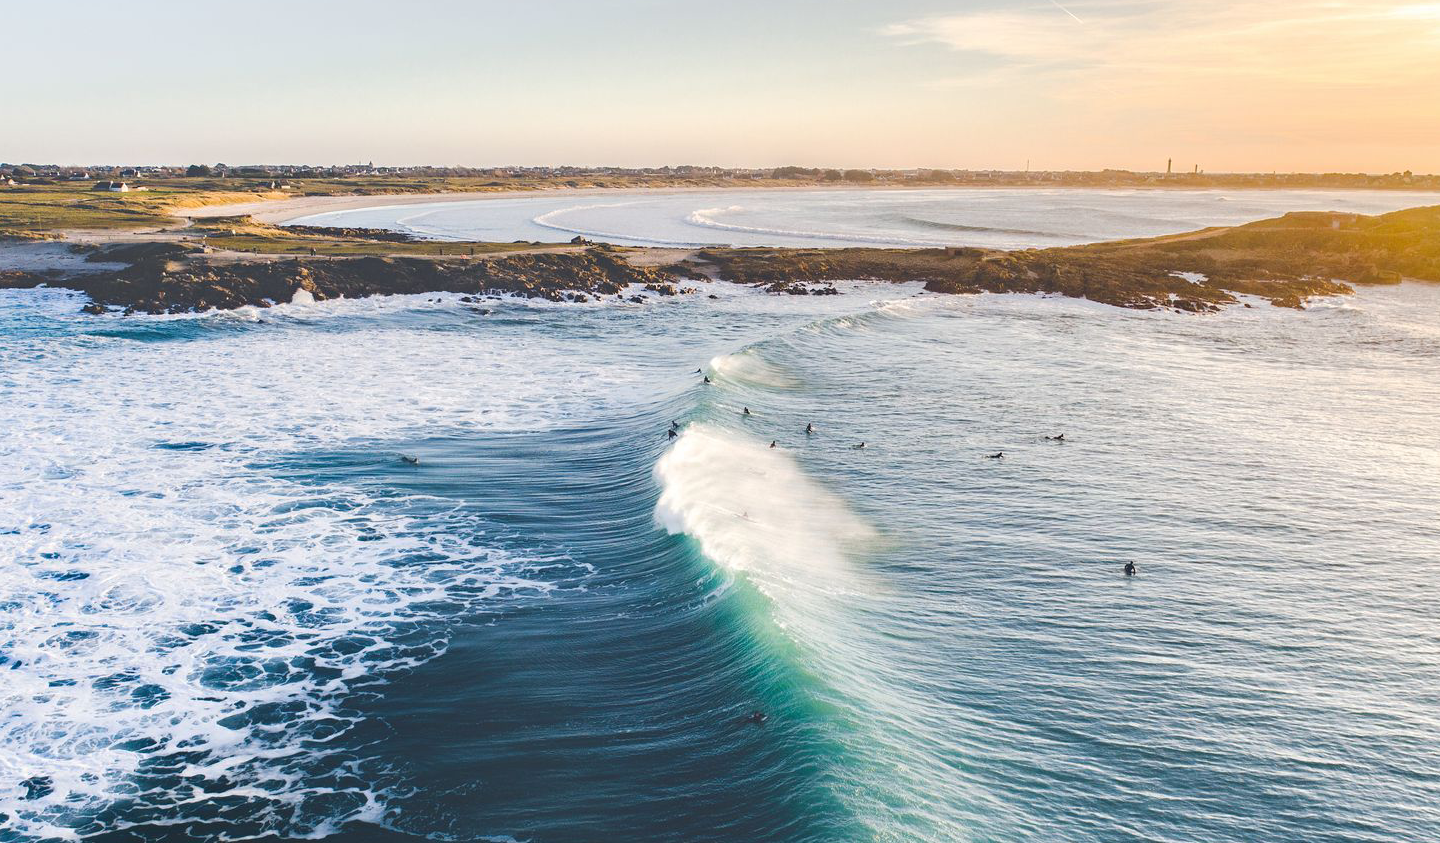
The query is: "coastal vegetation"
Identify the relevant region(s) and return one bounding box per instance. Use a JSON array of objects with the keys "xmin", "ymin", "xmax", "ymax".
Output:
[
  {"xmin": 5, "ymin": 204, "xmax": 1437, "ymax": 316},
  {"xmin": 189, "ymin": 216, "xmax": 560, "ymax": 258},
  {"xmin": 694, "ymin": 206, "xmax": 1440, "ymax": 310},
  {"xmin": 4, "ymin": 166, "xmax": 1439, "ymax": 241}
]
